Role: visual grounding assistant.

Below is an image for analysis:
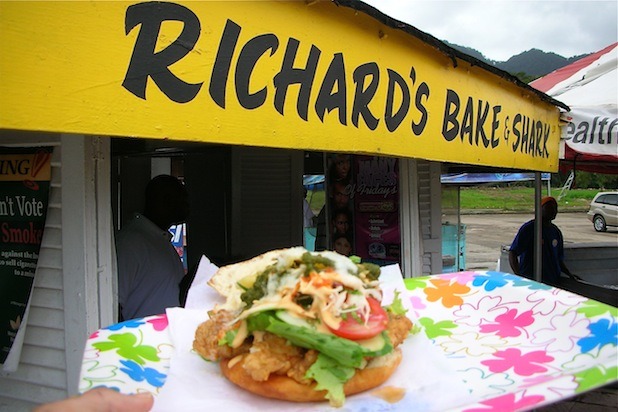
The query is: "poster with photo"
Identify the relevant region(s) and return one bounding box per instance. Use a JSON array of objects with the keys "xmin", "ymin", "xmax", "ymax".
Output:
[
  {"xmin": 317, "ymin": 153, "xmax": 355, "ymax": 255},
  {"xmin": 353, "ymin": 155, "xmax": 400, "ymax": 264},
  {"xmin": 0, "ymin": 147, "xmax": 53, "ymax": 366},
  {"xmin": 327, "ymin": 154, "xmax": 354, "ymax": 256}
]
